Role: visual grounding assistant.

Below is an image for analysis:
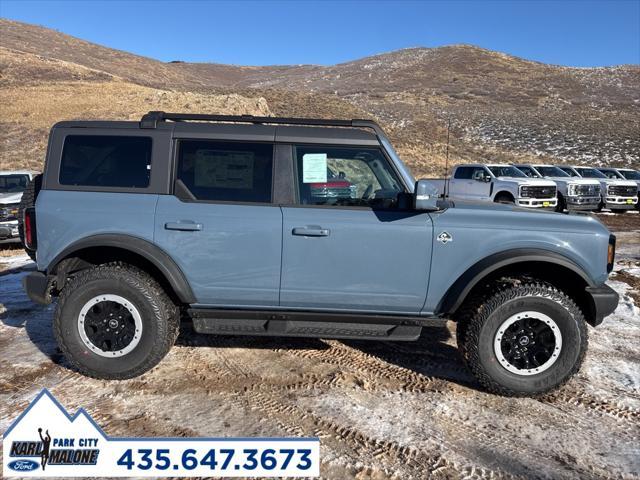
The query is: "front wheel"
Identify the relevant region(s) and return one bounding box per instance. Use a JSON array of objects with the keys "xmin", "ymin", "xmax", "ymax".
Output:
[
  {"xmin": 457, "ymin": 280, "xmax": 587, "ymax": 396},
  {"xmin": 54, "ymin": 262, "xmax": 179, "ymax": 379}
]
